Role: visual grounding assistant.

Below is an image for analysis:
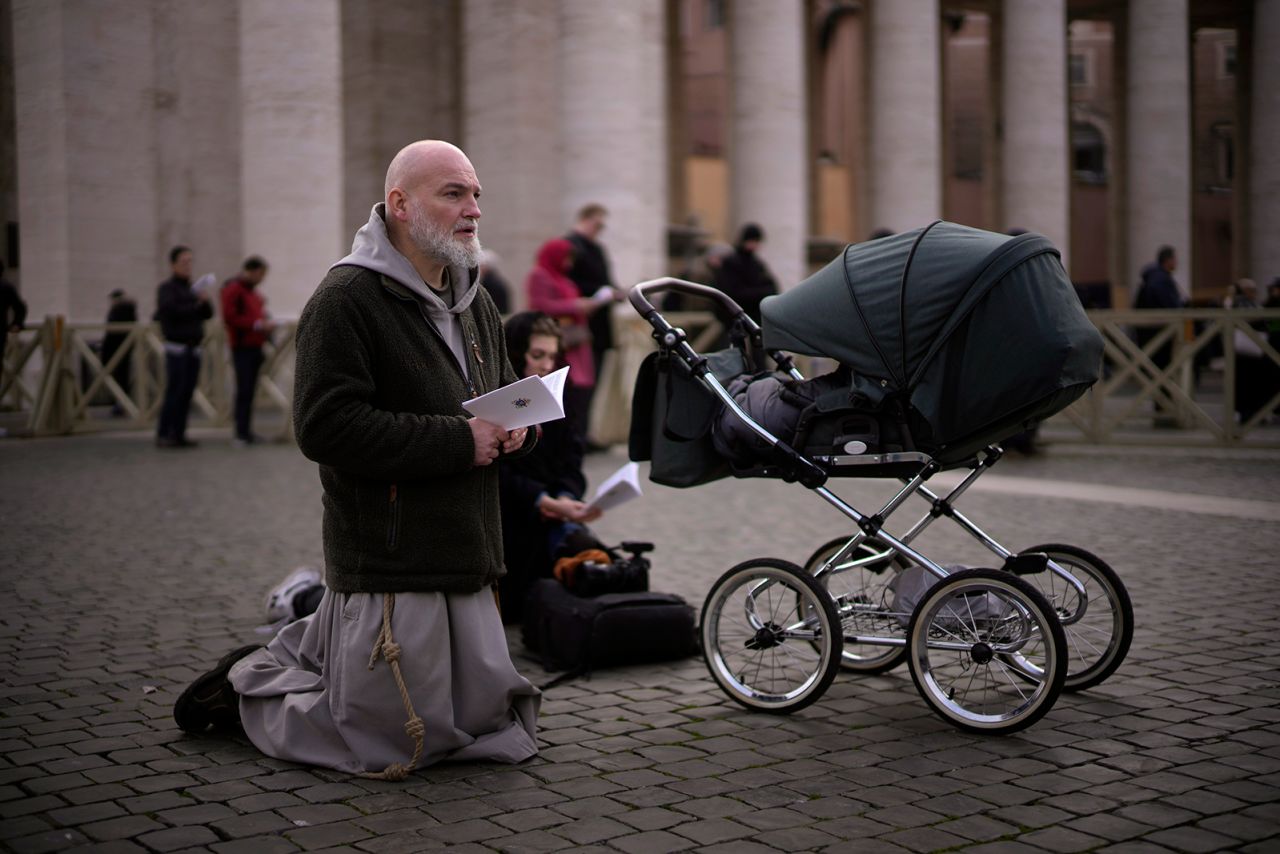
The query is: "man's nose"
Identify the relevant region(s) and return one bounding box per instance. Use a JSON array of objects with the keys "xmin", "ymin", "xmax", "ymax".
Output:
[{"xmin": 465, "ymin": 198, "xmax": 482, "ymax": 219}]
